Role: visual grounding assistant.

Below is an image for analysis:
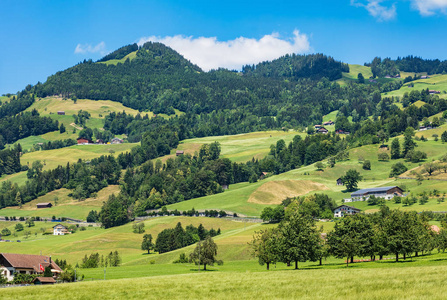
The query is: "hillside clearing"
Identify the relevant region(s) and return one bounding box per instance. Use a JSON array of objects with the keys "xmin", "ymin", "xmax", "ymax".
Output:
[{"xmin": 248, "ymin": 180, "xmax": 329, "ymax": 204}]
